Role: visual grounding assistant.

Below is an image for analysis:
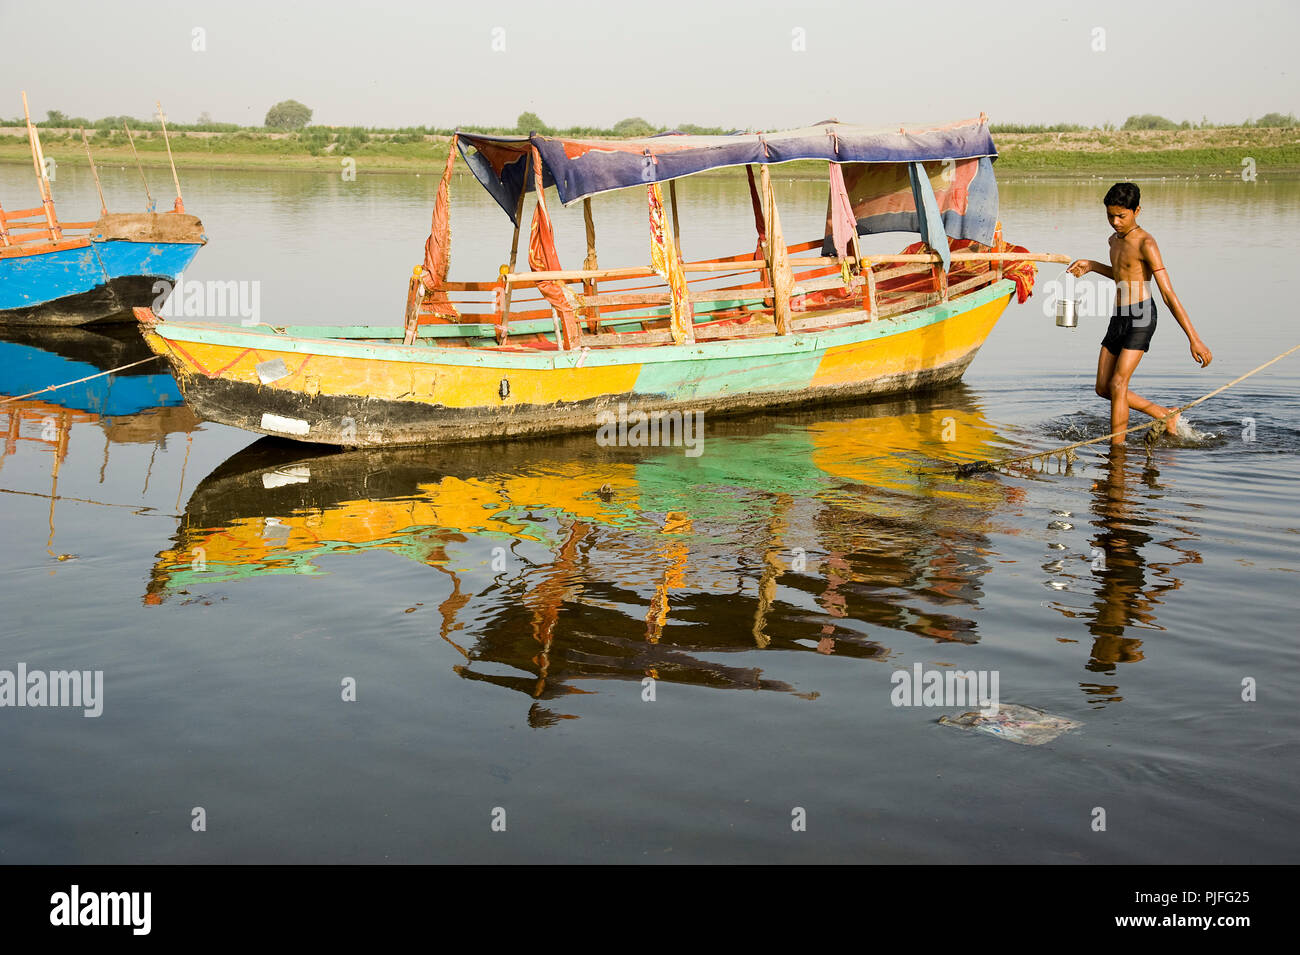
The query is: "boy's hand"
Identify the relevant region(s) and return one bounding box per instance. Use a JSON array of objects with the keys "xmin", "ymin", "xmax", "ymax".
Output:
[
  {"xmin": 1066, "ymin": 260, "xmax": 1091, "ymax": 277},
  {"xmin": 1190, "ymin": 338, "xmax": 1212, "ymax": 367}
]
